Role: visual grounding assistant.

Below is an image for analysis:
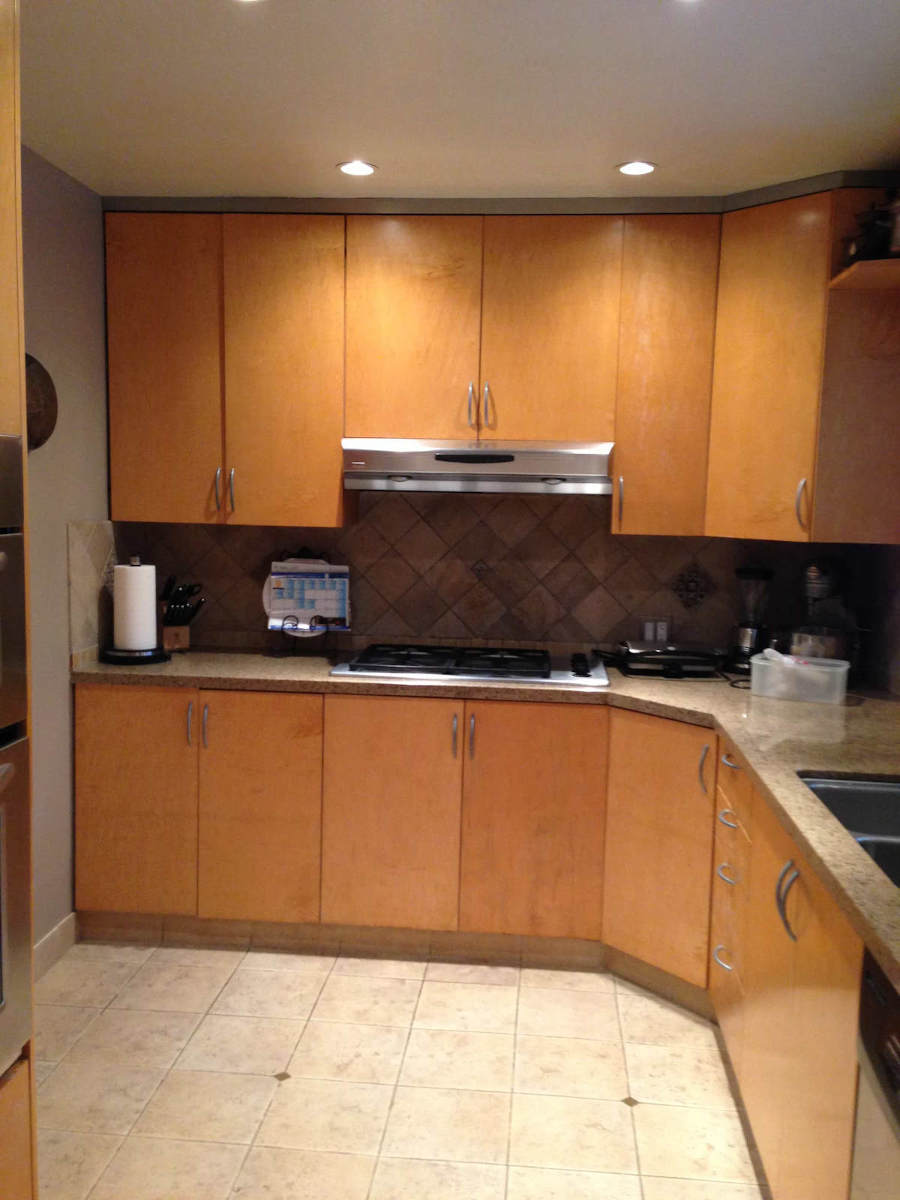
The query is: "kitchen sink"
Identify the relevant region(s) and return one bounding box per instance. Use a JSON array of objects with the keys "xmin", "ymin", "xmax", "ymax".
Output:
[{"xmin": 798, "ymin": 774, "xmax": 900, "ymax": 886}]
